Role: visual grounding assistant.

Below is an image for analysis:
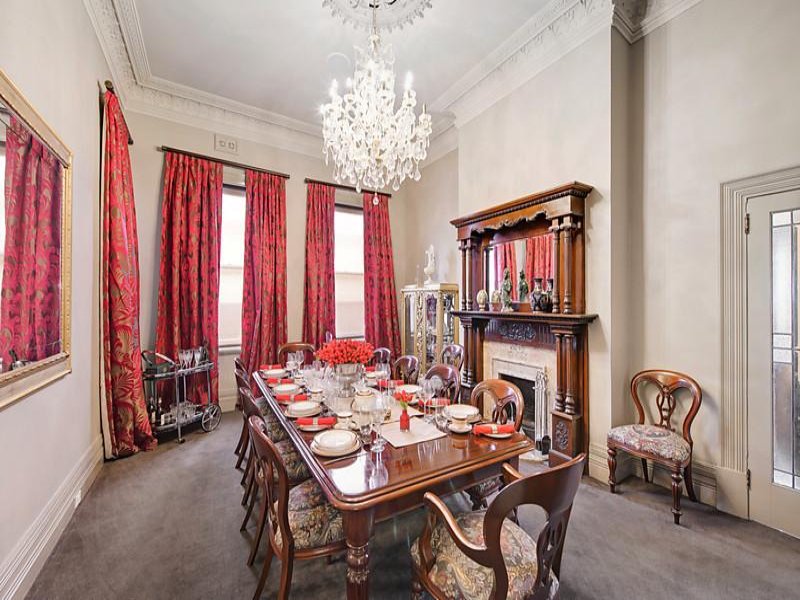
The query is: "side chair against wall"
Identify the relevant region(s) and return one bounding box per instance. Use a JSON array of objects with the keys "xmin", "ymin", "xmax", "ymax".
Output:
[
  {"xmin": 464, "ymin": 379, "xmax": 525, "ymax": 510},
  {"xmin": 393, "ymin": 354, "xmax": 420, "ymax": 384},
  {"xmin": 371, "ymin": 346, "xmax": 392, "ymax": 366},
  {"xmin": 423, "ymin": 363, "xmax": 461, "ymax": 403},
  {"xmin": 247, "ymin": 416, "xmax": 346, "ymax": 600},
  {"xmin": 277, "ymin": 342, "xmax": 316, "ymax": 365},
  {"xmin": 239, "ymin": 387, "xmax": 308, "ymax": 525},
  {"xmin": 411, "ymin": 453, "xmax": 586, "ymax": 600},
  {"xmin": 234, "ymin": 355, "xmax": 246, "ymax": 374},
  {"xmin": 607, "ymin": 369, "xmax": 703, "ymax": 525},
  {"xmin": 439, "ymin": 343, "xmax": 465, "ymax": 372}
]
